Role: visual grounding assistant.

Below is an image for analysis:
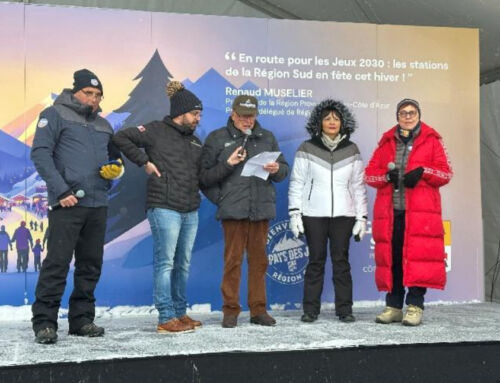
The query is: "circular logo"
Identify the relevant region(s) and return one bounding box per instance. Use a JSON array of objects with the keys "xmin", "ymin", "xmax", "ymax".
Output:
[
  {"xmin": 266, "ymin": 219, "xmax": 309, "ymax": 285},
  {"xmin": 90, "ymin": 78, "xmax": 99, "ymax": 86},
  {"xmin": 37, "ymin": 118, "xmax": 48, "ymax": 128}
]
